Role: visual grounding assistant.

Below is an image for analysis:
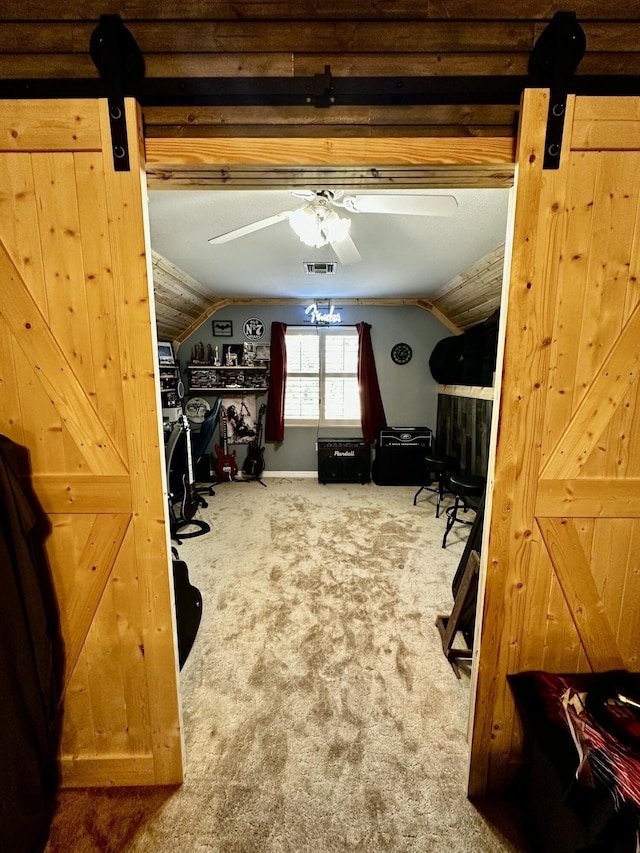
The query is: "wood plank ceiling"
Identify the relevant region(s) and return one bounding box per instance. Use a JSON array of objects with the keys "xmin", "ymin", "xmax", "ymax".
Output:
[
  {"xmin": 2, "ymin": 3, "xmax": 639, "ymax": 337},
  {"xmin": 1, "ymin": 3, "xmax": 638, "ymax": 138}
]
